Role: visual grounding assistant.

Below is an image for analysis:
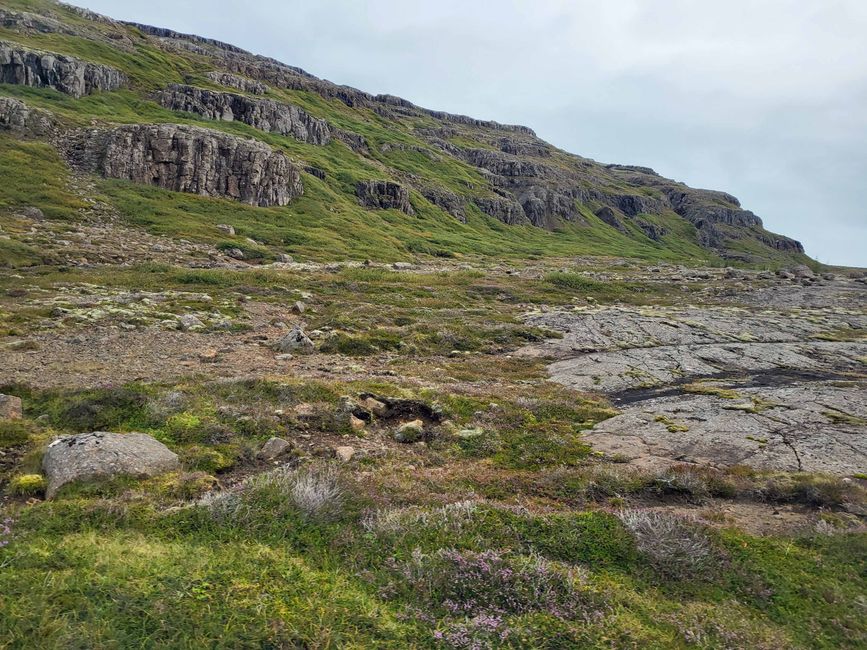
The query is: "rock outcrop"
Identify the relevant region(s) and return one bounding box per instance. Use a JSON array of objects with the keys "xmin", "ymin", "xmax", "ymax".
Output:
[
  {"xmin": 474, "ymin": 196, "xmax": 528, "ymax": 225},
  {"xmin": 420, "ymin": 187, "xmax": 466, "ymax": 221},
  {"xmin": 42, "ymin": 432, "xmax": 179, "ymax": 498},
  {"xmin": 0, "ymin": 97, "xmax": 53, "ymax": 135},
  {"xmin": 67, "ymin": 124, "xmax": 303, "ymax": 207},
  {"xmin": 157, "ymin": 84, "xmax": 331, "ymax": 145},
  {"xmin": 0, "ymin": 41, "xmax": 124, "ymax": 98},
  {"xmin": 356, "ymin": 180, "xmax": 415, "ymax": 215},
  {"xmin": 204, "ymin": 71, "xmax": 268, "ymax": 95}
]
